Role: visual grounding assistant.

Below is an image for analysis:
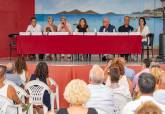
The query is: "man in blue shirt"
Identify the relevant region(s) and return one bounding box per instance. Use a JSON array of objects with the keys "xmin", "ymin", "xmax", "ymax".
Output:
[
  {"xmin": 5, "ymin": 63, "xmax": 23, "ymax": 87},
  {"xmin": 99, "ymin": 17, "xmax": 116, "ymax": 32},
  {"xmin": 120, "ymin": 57, "xmax": 135, "ymax": 81}
]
